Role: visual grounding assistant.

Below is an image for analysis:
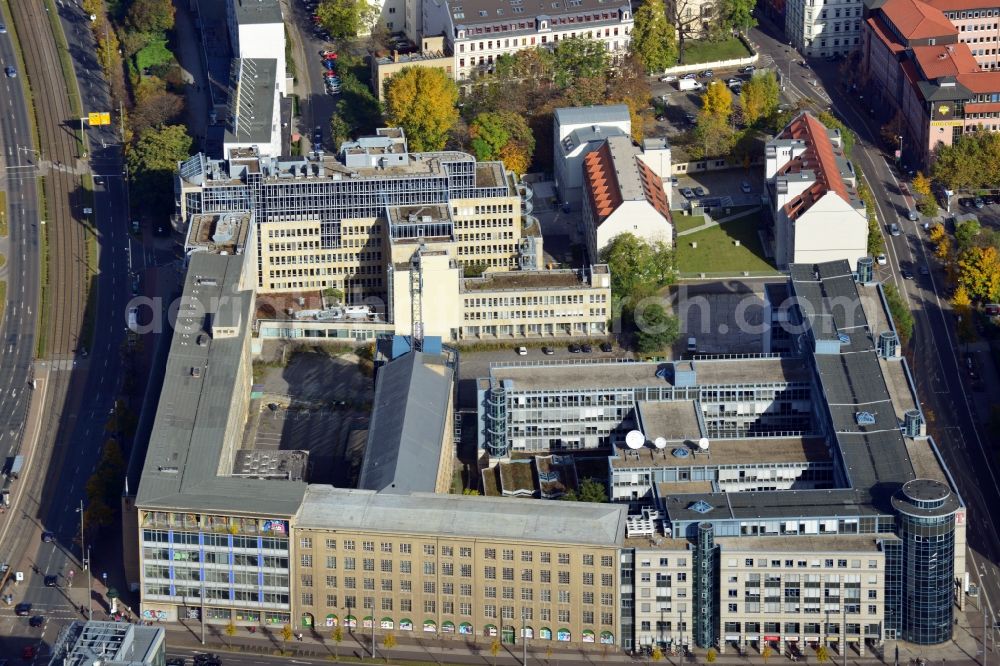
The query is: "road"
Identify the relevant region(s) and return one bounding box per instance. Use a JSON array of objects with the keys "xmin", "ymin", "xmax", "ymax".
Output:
[
  {"xmin": 750, "ymin": 17, "xmax": 1000, "ymax": 646},
  {"xmin": 0, "ymin": 0, "xmax": 42, "ymax": 474}
]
